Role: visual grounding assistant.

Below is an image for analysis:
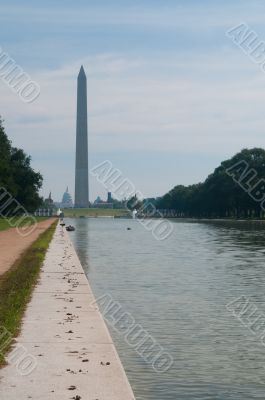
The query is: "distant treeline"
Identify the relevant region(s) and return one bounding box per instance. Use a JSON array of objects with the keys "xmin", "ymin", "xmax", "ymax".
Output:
[
  {"xmin": 156, "ymin": 148, "xmax": 265, "ymax": 219},
  {"xmin": 0, "ymin": 118, "xmax": 43, "ymax": 213}
]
